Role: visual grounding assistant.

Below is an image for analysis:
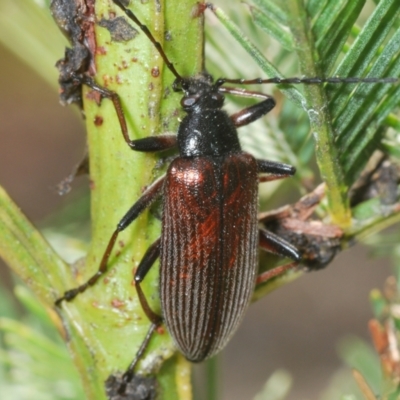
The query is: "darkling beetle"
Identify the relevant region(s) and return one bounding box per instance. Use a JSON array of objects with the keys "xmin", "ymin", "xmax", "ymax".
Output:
[{"xmin": 55, "ymin": 0, "xmax": 398, "ymax": 391}]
